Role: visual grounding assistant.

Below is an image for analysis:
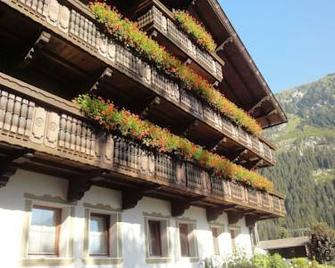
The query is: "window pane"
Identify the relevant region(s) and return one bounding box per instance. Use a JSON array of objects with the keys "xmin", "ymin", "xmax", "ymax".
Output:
[
  {"xmin": 179, "ymin": 223, "xmax": 190, "ymax": 257},
  {"xmin": 148, "ymin": 220, "xmax": 162, "ymax": 256},
  {"xmin": 89, "ymin": 214, "xmax": 109, "ymax": 255},
  {"xmin": 212, "ymin": 227, "xmax": 220, "ymax": 255},
  {"xmin": 230, "ymin": 228, "xmax": 239, "ymax": 252},
  {"xmin": 28, "ymin": 207, "xmax": 59, "ymax": 255}
]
